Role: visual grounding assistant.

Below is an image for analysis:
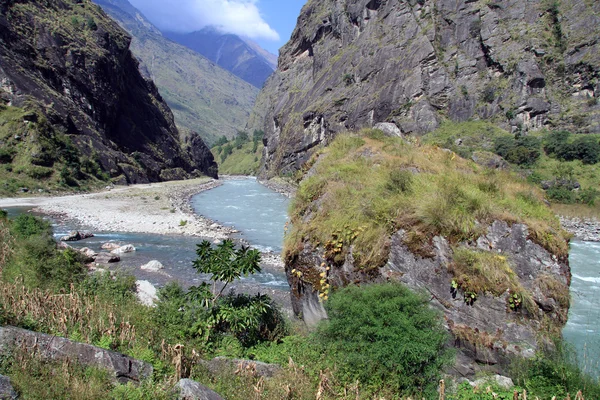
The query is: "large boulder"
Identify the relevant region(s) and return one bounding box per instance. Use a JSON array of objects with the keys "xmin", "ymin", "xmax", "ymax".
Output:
[
  {"xmin": 173, "ymin": 379, "xmax": 224, "ymax": 400},
  {"xmin": 0, "ymin": 375, "xmax": 17, "ymax": 400},
  {"xmin": 111, "ymin": 244, "xmax": 136, "ymax": 255},
  {"xmin": 140, "ymin": 260, "xmax": 164, "ymax": 272},
  {"xmin": 95, "ymin": 253, "xmax": 121, "ymax": 264},
  {"xmin": 0, "ymin": 326, "xmax": 152, "ymax": 384},
  {"xmin": 60, "ymin": 231, "xmax": 94, "ymax": 242}
]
